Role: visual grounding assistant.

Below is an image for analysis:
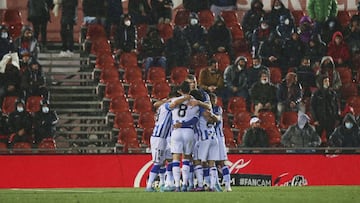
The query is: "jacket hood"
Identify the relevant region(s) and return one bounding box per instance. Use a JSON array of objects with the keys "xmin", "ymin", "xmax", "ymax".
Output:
[
  {"xmin": 343, "ymin": 113, "xmax": 357, "ymax": 126},
  {"xmin": 189, "ymin": 12, "xmax": 199, "ymax": 21},
  {"xmin": 251, "ymin": 0, "xmax": 264, "ymax": 10},
  {"xmin": 299, "ymin": 16, "xmax": 312, "ymax": 24},
  {"xmin": 21, "ymin": 25, "xmax": 33, "ymax": 36},
  {"xmin": 320, "ymin": 56, "xmax": 335, "ymax": 68},
  {"xmin": 272, "ymin": 0, "xmax": 284, "ymax": 9},
  {"xmin": 331, "ymin": 31, "xmax": 343, "ymax": 43}
]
